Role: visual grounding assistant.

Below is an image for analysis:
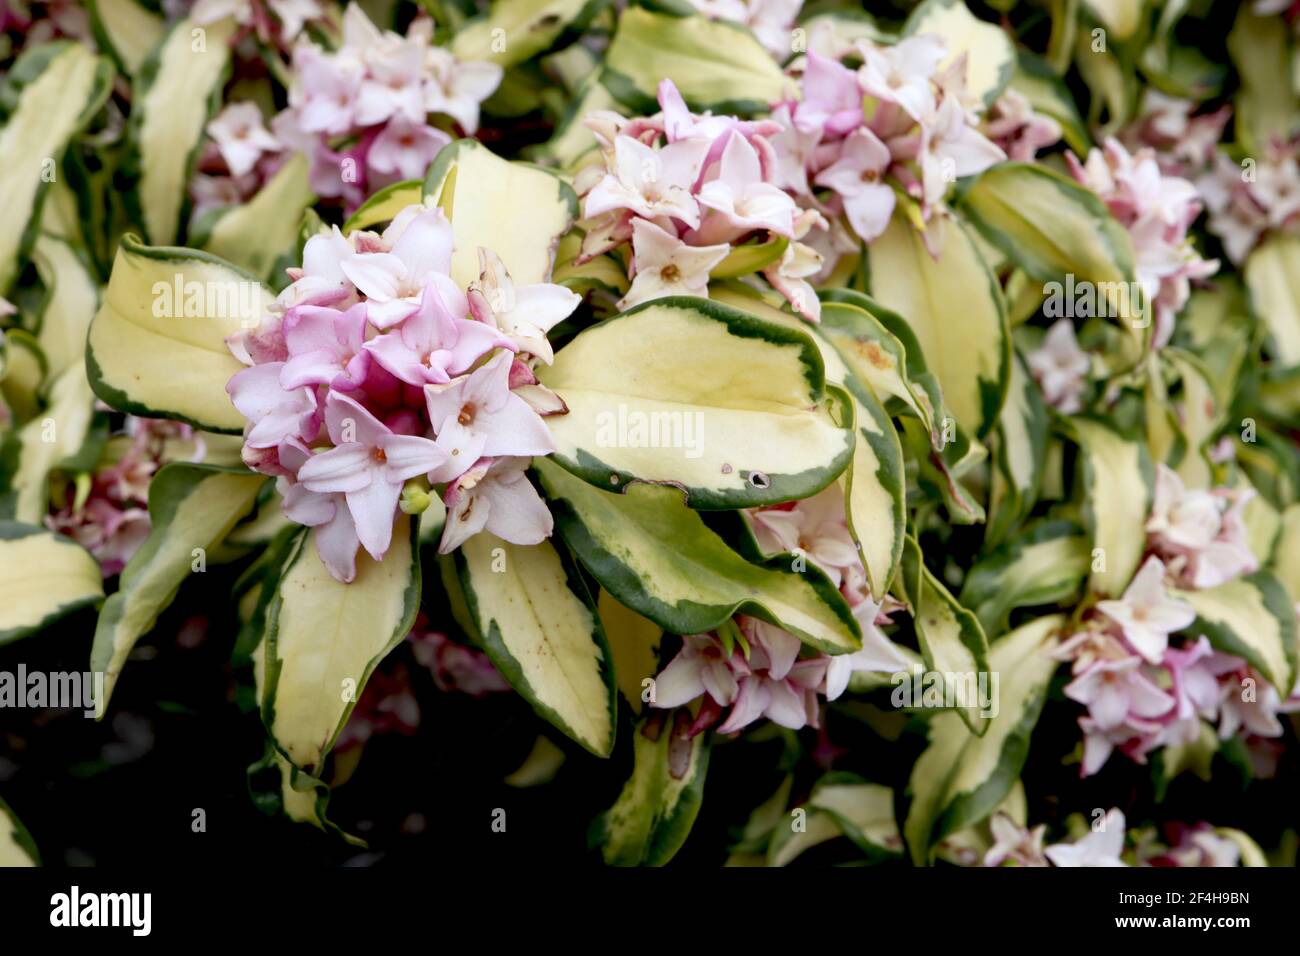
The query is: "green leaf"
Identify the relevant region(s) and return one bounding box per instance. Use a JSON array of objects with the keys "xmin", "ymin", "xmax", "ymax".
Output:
[
  {"xmin": 1007, "ymin": 50, "xmax": 1091, "ymax": 155},
  {"xmin": 447, "ymin": 533, "xmax": 616, "ymax": 756},
  {"xmin": 423, "ymin": 137, "xmax": 577, "ymax": 288},
  {"xmin": 1245, "ymin": 234, "xmax": 1300, "ymax": 368},
  {"xmin": 88, "ymin": 0, "xmax": 165, "ymax": 76},
  {"xmin": 197, "ymin": 152, "xmax": 315, "ymax": 280},
  {"xmin": 597, "ymin": 589, "xmax": 662, "ymax": 715},
  {"xmin": 0, "ymin": 795, "xmax": 40, "ymax": 866},
  {"xmin": 1228, "ymin": 5, "xmax": 1300, "ymax": 156},
  {"xmin": 864, "ymin": 210, "xmax": 1010, "ymax": 438},
  {"xmin": 958, "ymin": 162, "xmax": 1136, "ymax": 290},
  {"xmin": 0, "ymin": 364, "xmax": 95, "ymax": 524},
  {"xmin": 817, "ymin": 291, "xmax": 939, "ymax": 442},
  {"xmin": 0, "ymin": 329, "xmax": 46, "ymax": 423},
  {"xmin": 0, "ymin": 522, "xmax": 103, "ymax": 646},
  {"xmin": 1173, "ymin": 571, "xmax": 1299, "ymax": 697},
  {"xmin": 903, "ymin": 614, "xmax": 1063, "ymax": 865},
  {"xmin": 538, "ymin": 296, "xmax": 854, "ymax": 508},
  {"xmin": 1081, "ymin": 0, "xmax": 1145, "ymax": 41},
  {"xmin": 30, "ymin": 234, "xmax": 100, "ymax": 381},
  {"xmin": 536, "ymin": 457, "xmax": 862, "ymax": 654},
  {"xmin": 590, "ymin": 710, "xmax": 709, "ymax": 866},
  {"xmin": 960, "ymin": 520, "xmax": 1090, "ymax": 634},
  {"xmin": 87, "ymin": 235, "xmax": 272, "ymax": 432},
  {"xmin": 985, "ymin": 349, "xmax": 1050, "ymax": 545},
  {"xmin": 768, "ymin": 776, "xmax": 902, "ymax": 866},
  {"xmin": 601, "ymin": 7, "xmax": 795, "ymax": 114},
  {"xmin": 708, "ymin": 285, "xmax": 904, "ymax": 593},
  {"xmin": 451, "ymin": 0, "xmax": 609, "ymax": 67},
  {"xmin": 898, "ymin": 536, "xmax": 993, "ymax": 734},
  {"xmin": 1060, "ymin": 417, "xmax": 1153, "ymax": 597},
  {"xmin": 0, "ymin": 42, "xmax": 113, "ymax": 293},
  {"xmin": 128, "ymin": 17, "xmax": 235, "ymax": 245},
  {"xmin": 1271, "ymin": 505, "xmax": 1300, "ymax": 605},
  {"xmin": 90, "ymin": 463, "xmax": 265, "ymax": 714},
  {"xmin": 261, "ymin": 515, "xmax": 421, "ymax": 776},
  {"xmin": 342, "ymin": 179, "xmax": 424, "ymax": 235},
  {"xmin": 903, "ymin": 0, "xmax": 1014, "ymax": 106}
]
